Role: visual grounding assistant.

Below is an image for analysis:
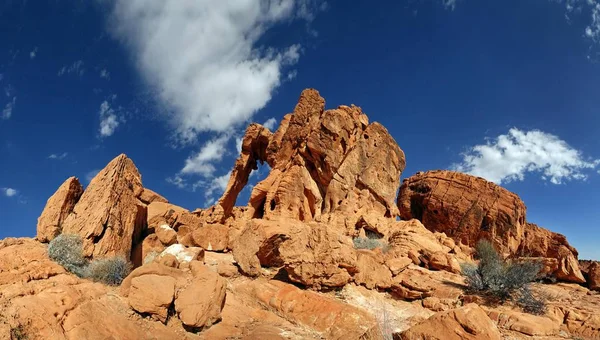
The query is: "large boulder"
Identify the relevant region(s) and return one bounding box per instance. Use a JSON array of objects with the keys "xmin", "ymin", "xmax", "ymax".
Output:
[
  {"xmin": 232, "ymin": 219, "xmax": 358, "ymax": 289},
  {"xmin": 398, "ymin": 170, "xmax": 526, "ymax": 255},
  {"xmin": 61, "ymin": 154, "xmax": 147, "ymax": 258},
  {"xmin": 519, "ymin": 223, "xmax": 584, "ymax": 283},
  {"xmin": 396, "ymin": 304, "xmax": 502, "ymax": 340},
  {"xmin": 214, "ymin": 89, "xmax": 406, "ymax": 234},
  {"xmin": 580, "ymin": 260, "xmax": 600, "ymax": 291},
  {"xmin": 243, "ymin": 279, "xmax": 381, "ymax": 339},
  {"xmin": 398, "ymin": 170, "xmax": 584, "ymax": 283},
  {"xmin": 36, "ymin": 177, "xmax": 83, "ymax": 242}
]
